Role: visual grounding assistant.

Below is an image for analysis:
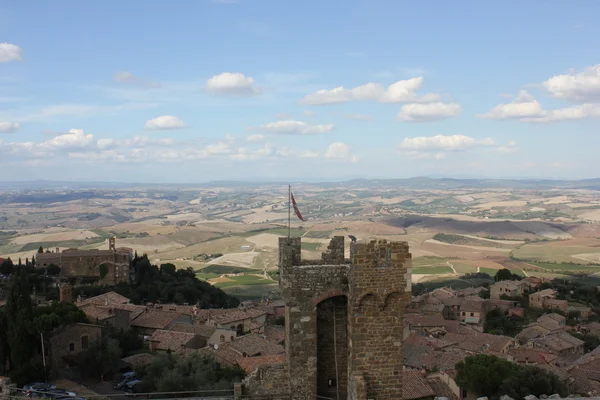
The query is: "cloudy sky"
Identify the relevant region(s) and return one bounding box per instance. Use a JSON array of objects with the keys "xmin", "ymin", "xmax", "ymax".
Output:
[{"xmin": 1, "ymin": 1, "xmax": 599, "ymax": 183}]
